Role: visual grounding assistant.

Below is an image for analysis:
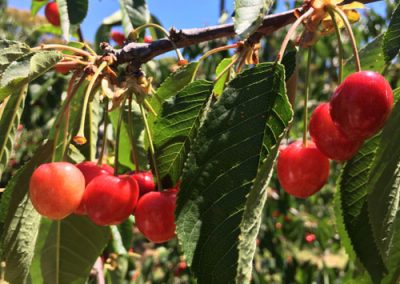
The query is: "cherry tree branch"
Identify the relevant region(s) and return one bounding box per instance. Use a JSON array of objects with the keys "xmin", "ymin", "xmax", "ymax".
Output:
[{"xmin": 106, "ymin": 0, "xmax": 381, "ymax": 67}]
